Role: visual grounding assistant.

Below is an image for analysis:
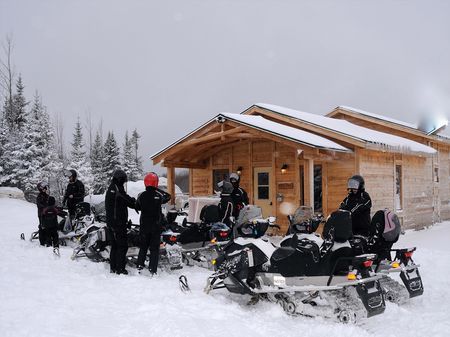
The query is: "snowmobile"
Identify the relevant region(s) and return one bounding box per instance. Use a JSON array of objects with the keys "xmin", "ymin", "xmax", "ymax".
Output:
[
  {"xmin": 205, "ymin": 210, "xmax": 386, "ymax": 323},
  {"xmin": 169, "ymin": 204, "xmax": 278, "ymax": 269},
  {"xmin": 71, "ymin": 221, "xmax": 184, "ymax": 271},
  {"xmin": 28, "ymin": 202, "xmax": 94, "ymax": 246},
  {"xmin": 348, "ymin": 209, "xmax": 424, "ymax": 304}
]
